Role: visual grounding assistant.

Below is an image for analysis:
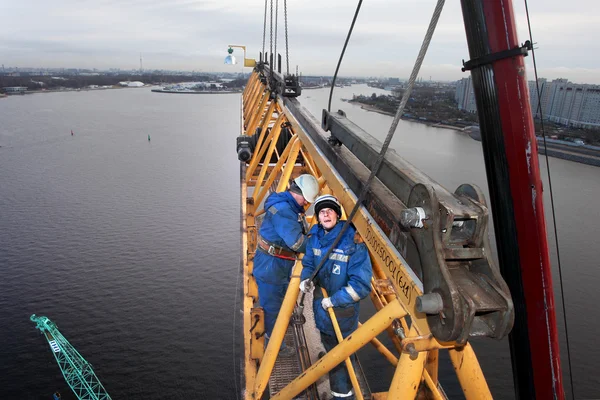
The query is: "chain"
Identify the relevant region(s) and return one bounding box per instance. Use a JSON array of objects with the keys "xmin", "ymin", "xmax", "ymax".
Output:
[
  {"xmin": 274, "ymin": 0, "xmax": 279, "ymax": 67},
  {"xmin": 262, "ymin": 0, "xmax": 267, "ymax": 56},
  {"xmin": 284, "ymin": 0, "xmax": 289, "ymax": 74}
]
